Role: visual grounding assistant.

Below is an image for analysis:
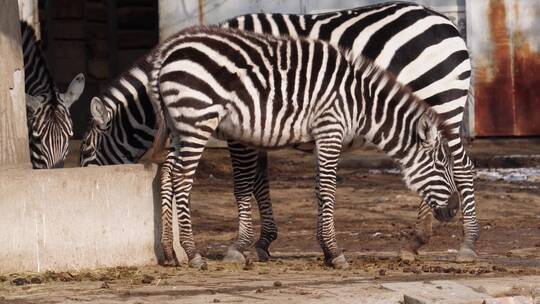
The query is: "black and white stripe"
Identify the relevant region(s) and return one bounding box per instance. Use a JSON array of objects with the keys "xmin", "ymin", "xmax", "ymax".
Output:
[
  {"xmin": 157, "ymin": 26, "xmax": 459, "ymax": 268},
  {"xmin": 81, "ymin": 2, "xmax": 478, "ymax": 265},
  {"xmin": 85, "ymin": 26, "xmax": 457, "ymax": 268},
  {"xmin": 222, "ymin": 2, "xmax": 477, "ymax": 263},
  {"xmin": 21, "ymin": 21, "xmax": 85, "ymax": 169}
]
